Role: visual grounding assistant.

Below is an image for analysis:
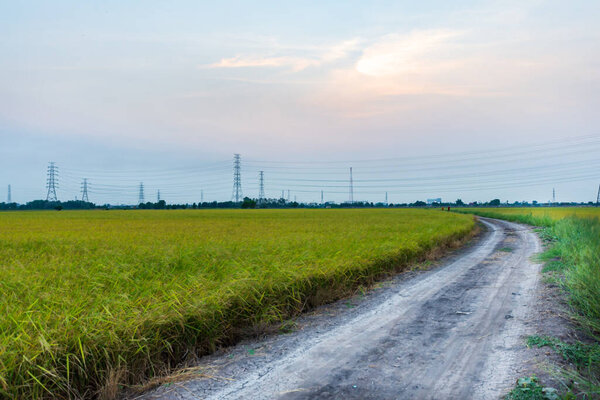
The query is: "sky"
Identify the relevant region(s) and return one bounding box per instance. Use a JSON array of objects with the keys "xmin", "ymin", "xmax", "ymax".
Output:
[{"xmin": 1, "ymin": 0, "xmax": 599, "ymax": 204}]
